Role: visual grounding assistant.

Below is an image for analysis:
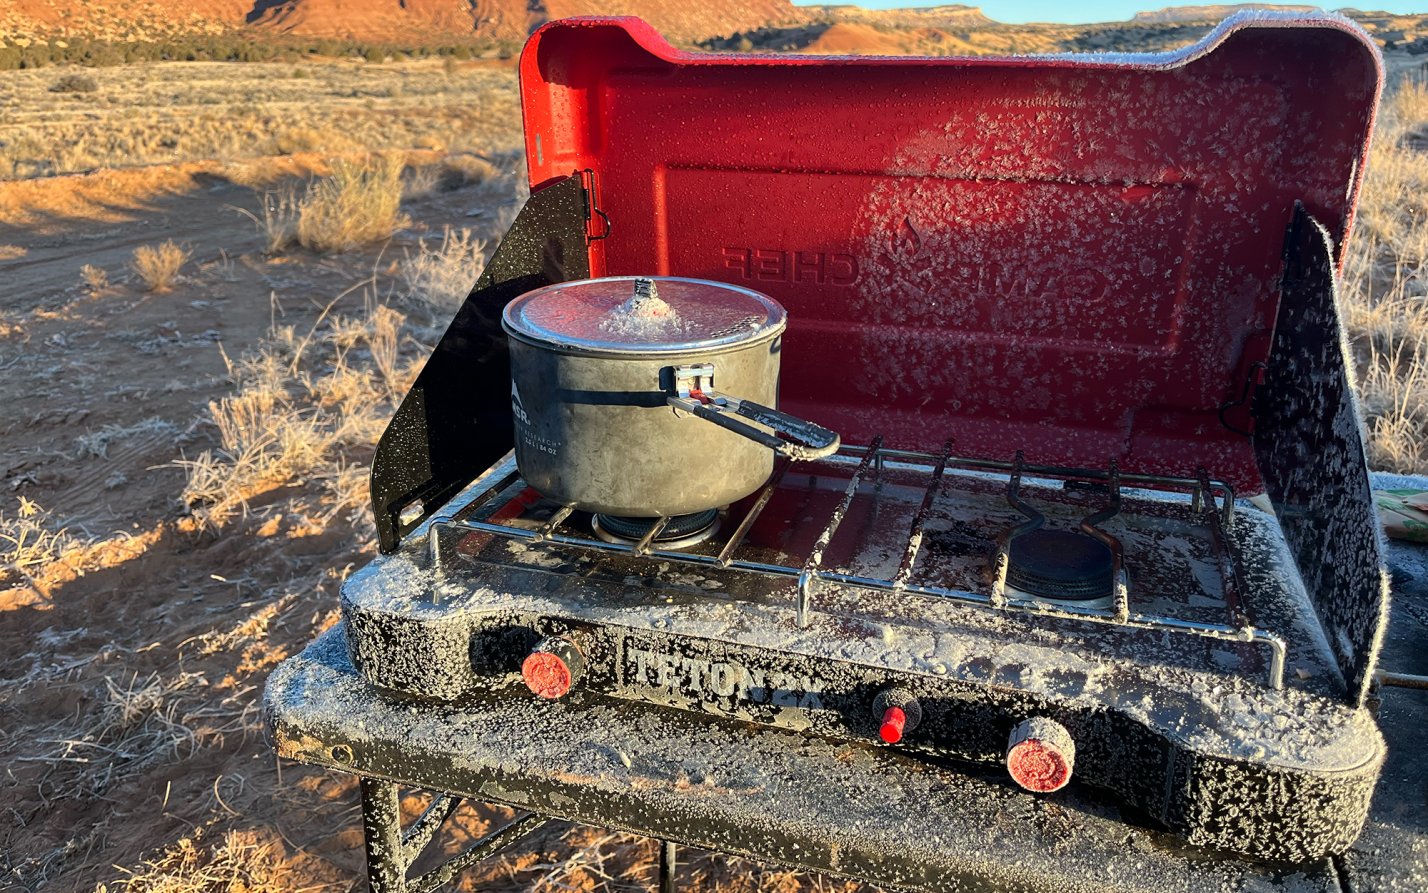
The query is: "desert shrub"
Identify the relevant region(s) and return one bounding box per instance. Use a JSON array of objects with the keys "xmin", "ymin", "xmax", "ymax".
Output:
[
  {"xmin": 178, "ymin": 303, "xmax": 415, "ymax": 531},
  {"xmin": 1343, "ymin": 74, "xmax": 1428, "ymax": 472},
  {"xmin": 295, "ymin": 155, "xmax": 407, "ymax": 253},
  {"xmin": 271, "ymin": 127, "xmax": 343, "ymax": 155},
  {"xmin": 401, "ymin": 226, "xmax": 487, "ymax": 319},
  {"xmin": 402, "ymin": 162, "xmax": 443, "ymax": 199},
  {"xmin": 80, "ymin": 264, "xmax": 108, "ymax": 293},
  {"xmin": 129, "ymin": 240, "xmax": 190, "ymax": 292}
]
